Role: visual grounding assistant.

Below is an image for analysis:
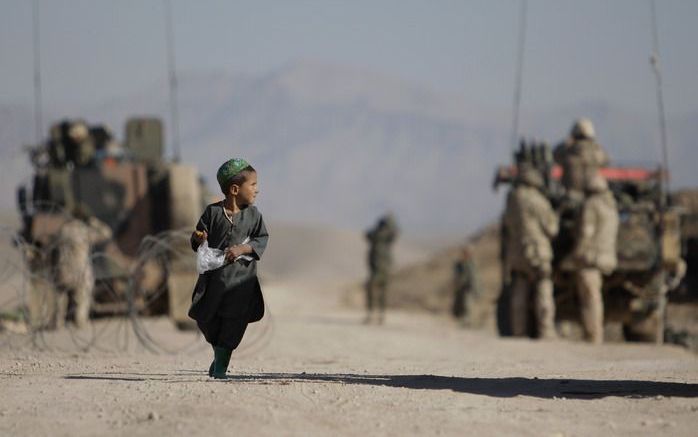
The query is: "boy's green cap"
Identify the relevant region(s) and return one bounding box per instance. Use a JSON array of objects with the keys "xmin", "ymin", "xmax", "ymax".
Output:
[{"xmin": 216, "ymin": 158, "xmax": 250, "ymax": 190}]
